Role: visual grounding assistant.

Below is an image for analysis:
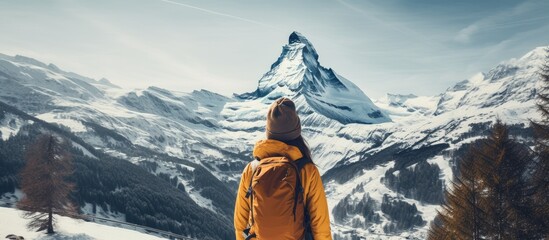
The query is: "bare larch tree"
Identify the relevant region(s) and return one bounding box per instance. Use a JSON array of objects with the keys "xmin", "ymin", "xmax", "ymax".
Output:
[{"xmin": 17, "ymin": 134, "xmax": 76, "ymax": 234}]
